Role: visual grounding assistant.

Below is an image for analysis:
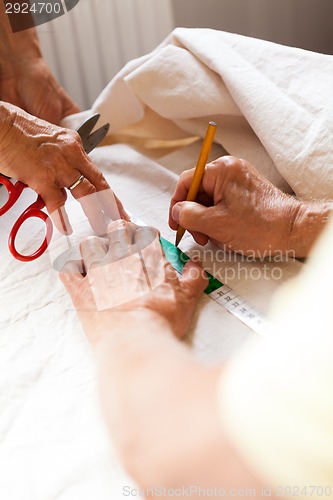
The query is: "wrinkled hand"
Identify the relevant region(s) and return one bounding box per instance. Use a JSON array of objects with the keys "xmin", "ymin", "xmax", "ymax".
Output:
[
  {"xmin": 0, "ymin": 57, "xmax": 79, "ymax": 124},
  {"xmin": 169, "ymin": 156, "xmax": 303, "ymax": 257},
  {"xmin": 0, "ymin": 102, "xmax": 127, "ymax": 232},
  {"xmin": 60, "ymin": 220, "xmax": 208, "ymax": 343}
]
